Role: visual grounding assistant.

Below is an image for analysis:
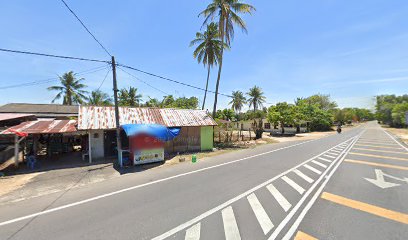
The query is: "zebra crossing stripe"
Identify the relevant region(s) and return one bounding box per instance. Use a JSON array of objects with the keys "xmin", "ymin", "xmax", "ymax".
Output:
[
  {"xmin": 247, "ymin": 193, "xmax": 274, "ymax": 234},
  {"xmin": 185, "ymin": 222, "xmax": 201, "ymax": 240},
  {"xmin": 323, "ymin": 154, "xmax": 336, "ymax": 159},
  {"xmin": 330, "ymin": 149, "xmax": 341, "ymax": 154},
  {"xmin": 293, "ymin": 169, "xmax": 314, "ymax": 183},
  {"xmin": 303, "ymin": 164, "xmax": 322, "ymax": 174},
  {"xmin": 222, "ymin": 206, "xmax": 241, "ymax": 240},
  {"xmin": 267, "ymin": 184, "xmax": 292, "ymax": 212},
  {"xmin": 311, "ymin": 160, "xmax": 327, "ymax": 168},
  {"xmin": 282, "ymin": 176, "xmax": 305, "ymax": 194},
  {"xmin": 317, "ymin": 157, "xmax": 332, "ymax": 163}
]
